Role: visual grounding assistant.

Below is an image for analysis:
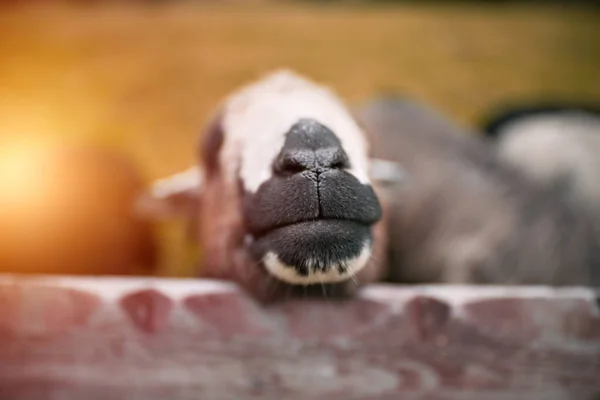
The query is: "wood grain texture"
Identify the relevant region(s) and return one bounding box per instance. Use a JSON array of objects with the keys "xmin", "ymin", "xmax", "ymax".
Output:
[{"xmin": 0, "ymin": 275, "xmax": 598, "ymax": 400}]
